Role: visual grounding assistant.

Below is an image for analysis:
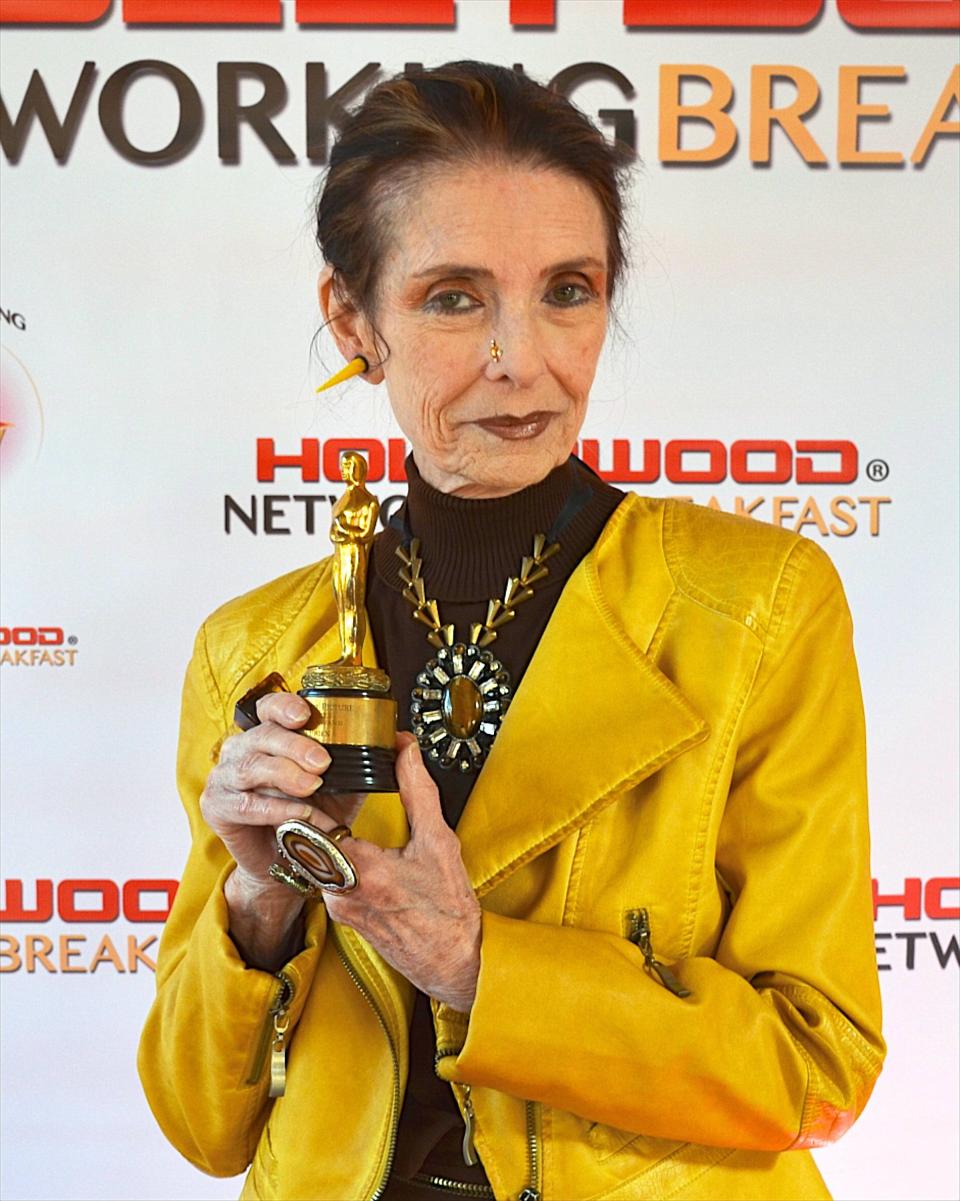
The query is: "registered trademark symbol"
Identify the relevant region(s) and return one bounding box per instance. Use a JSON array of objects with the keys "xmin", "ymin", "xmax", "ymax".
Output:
[
  {"xmin": 866, "ymin": 459, "xmax": 889, "ymax": 482},
  {"xmin": 68, "ymin": 635, "xmax": 78, "ymax": 645}
]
